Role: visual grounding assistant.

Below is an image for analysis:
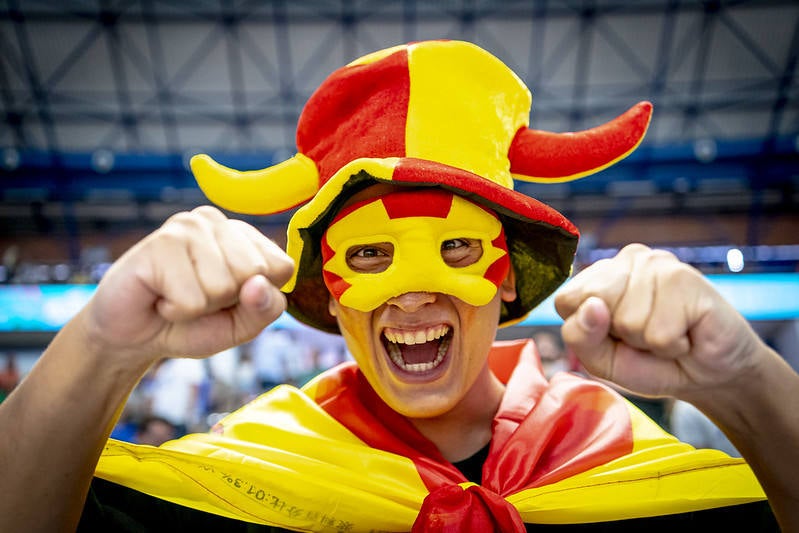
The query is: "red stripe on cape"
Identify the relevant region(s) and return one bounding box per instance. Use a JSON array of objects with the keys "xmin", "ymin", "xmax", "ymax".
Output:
[{"xmin": 307, "ymin": 339, "xmax": 634, "ymax": 530}]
